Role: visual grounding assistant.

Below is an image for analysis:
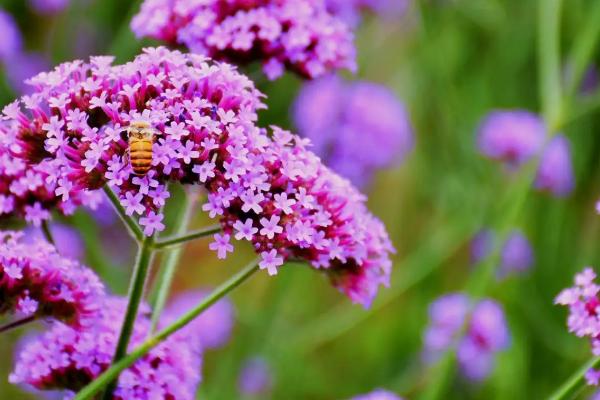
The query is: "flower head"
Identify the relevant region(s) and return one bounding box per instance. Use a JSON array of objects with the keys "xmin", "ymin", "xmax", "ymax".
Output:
[
  {"xmin": 477, "ymin": 110, "xmax": 546, "ymax": 168},
  {"xmin": 161, "ymin": 289, "xmax": 234, "ymax": 351},
  {"xmin": 423, "ymin": 293, "xmax": 510, "ymax": 382},
  {"xmin": 24, "ymin": 223, "xmax": 85, "ymax": 261},
  {"xmin": 351, "ymin": 389, "xmax": 403, "ymax": 400},
  {"xmin": 131, "ymin": 0, "xmax": 356, "ymax": 79},
  {"xmin": 238, "ymin": 357, "xmax": 272, "ymax": 396},
  {"xmin": 0, "ymin": 230, "xmax": 104, "ymax": 325},
  {"xmin": 498, "ymin": 230, "xmax": 534, "ymax": 278},
  {"xmin": 10, "ymin": 297, "xmax": 202, "ymax": 399},
  {"xmin": 535, "ymin": 135, "xmax": 575, "ymax": 197},
  {"xmin": 3, "ymin": 47, "xmax": 393, "ymax": 307},
  {"xmin": 0, "ymin": 9, "xmax": 21, "ymax": 61},
  {"xmin": 293, "ymin": 75, "xmax": 413, "ymax": 187},
  {"xmin": 555, "ymin": 267, "xmax": 600, "ymax": 388},
  {"xmin": 326, "ymin": 0, "xmax": 409, "ymax": 27}
]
